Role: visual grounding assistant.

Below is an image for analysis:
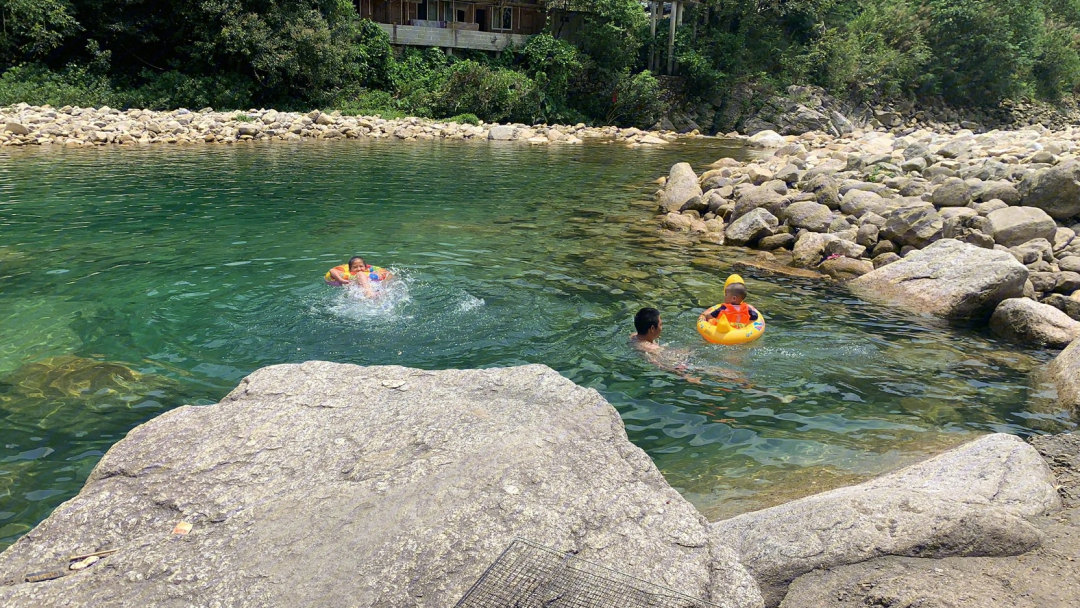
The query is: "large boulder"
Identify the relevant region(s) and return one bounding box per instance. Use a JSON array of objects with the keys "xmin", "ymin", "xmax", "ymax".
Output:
[
  {"xmin": 1048, "ymin": 339, "xmax": 1080, "ymax": 414},
  {"xmin": 881, "ymin": 204, "xmax": 944, "ymax": 249},
  {"xmin": 726, "ymin": 208, "xmax": 779, "ymax": 246},
  {"xmin": 731, "ymin": 186, "xmax": 786, "ymax": 221},
  {"xmin": 930, "ymin": 177, "xmax": 972, "ymax": 207},
  {"xmin": 792, "ymin": 232, "xmax": 839, "ymax": 267},
  {"xmin": 0, "ymin": 363, "xmax": 763, "ymax": 608},
  {"xmin": 659, "ymin": 162, "xmax": 703, "ymax": 213},
  {"xmin": 1018, "ymin": 159, "xmax": 1080, "ymax": 220},
  {"xmin": 710, "ymin": 434, "xmax": 1058, "ymax": 608},
  {"xmin": 986, "ymin": 206, "xmax": 1059, "ymax": 247},
  {"xmin": 747, "ymin": 130, "xmax": 785, "ymax": 148},
  {"xmin": 989, "ymin": 298, "xmax": 1080, "ymax": 348},
  {"xmin": 782, "ymin": 200, "xmax": 833, "ymax": 232},
  {"xmin": 848, "ymin": 239, "xmax": 1028, "ymax": 321}
]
